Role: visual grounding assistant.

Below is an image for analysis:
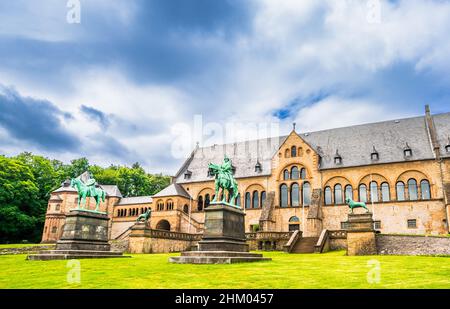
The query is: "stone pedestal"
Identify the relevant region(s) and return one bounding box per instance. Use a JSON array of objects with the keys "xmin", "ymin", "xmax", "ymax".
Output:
[
  {"xmin": 27, "ymin": 210, "xmax": 129, "ymax": 260},
  {"xmin": 346, "ymin": 212, "xmax": 377, "ymax": 256},
  {"xmin": 198, "ymin": 204, "xmax": 248, "ymax": 252},
  {"xmin": 169, "ymin": 204, "xmax": 271, "ymax": 264}
]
